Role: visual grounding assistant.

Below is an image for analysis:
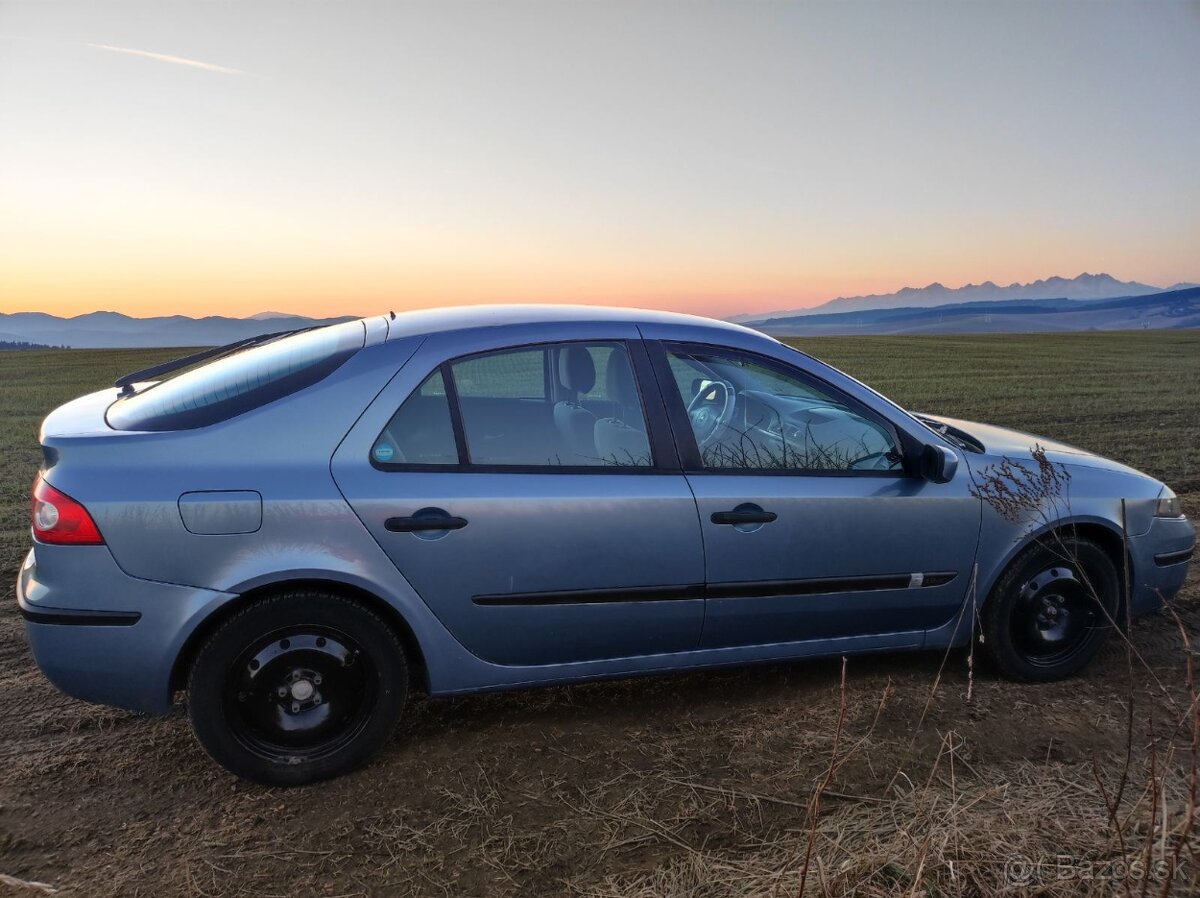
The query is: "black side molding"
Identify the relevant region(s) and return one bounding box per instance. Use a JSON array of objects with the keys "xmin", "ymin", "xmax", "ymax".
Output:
[
  {"xmin": 473, "ymin": 572, "xmax": 957, "ymax": 606},
  {"xmin": 706, "ymin": 571, "xmax": 956, "ymax": 600},
  {"xmin": 1155, "ymin": 548, "xmax": 1194, "ymax": 567},
  {"xmin": 21, "ymin": 607, "xmax": 142, "ymax": 626},
  {"xmin": 474, "ymin": 584, "xmax": 705, "ymax": 607}
]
